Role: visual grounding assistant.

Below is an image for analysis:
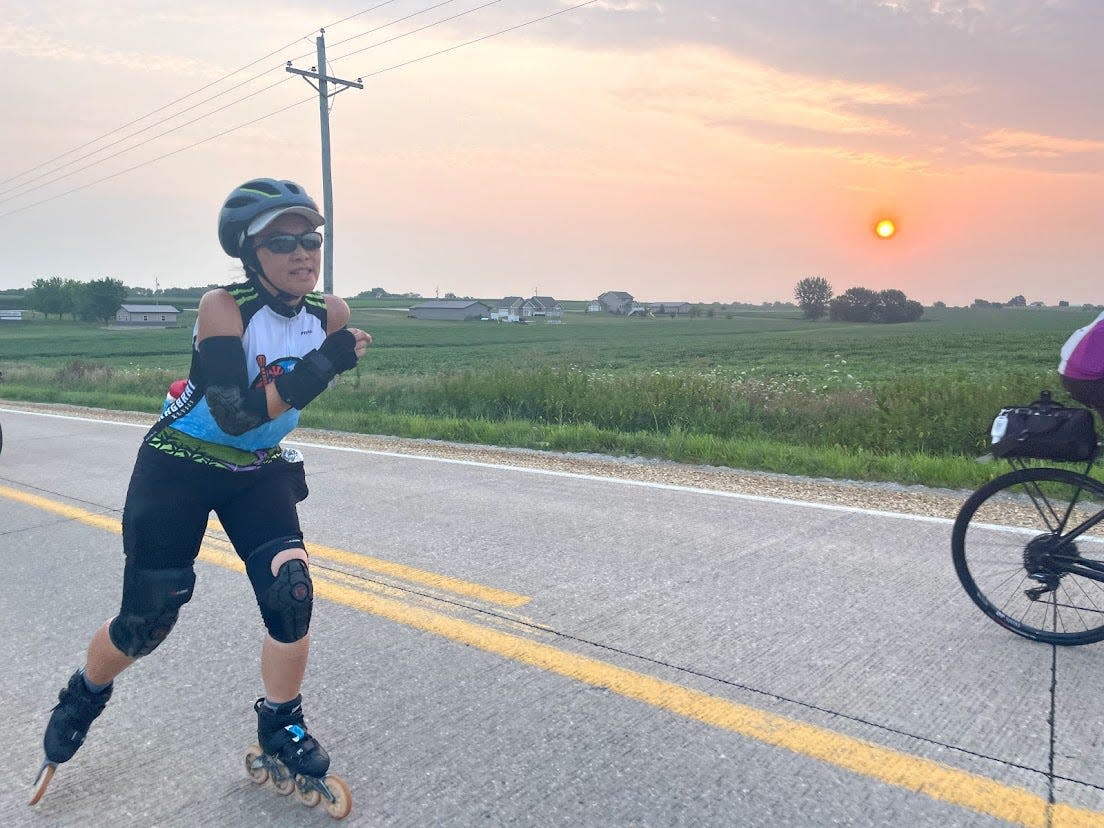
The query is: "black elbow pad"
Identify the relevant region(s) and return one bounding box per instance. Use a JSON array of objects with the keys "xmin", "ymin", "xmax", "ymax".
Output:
[
  {"xmin": 206, "ymin": 384, "xmax": 270, "ymax": 435},
  {"xmin": 198, "ymin": 336, "xmax": 270, "ymax": 434}
]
